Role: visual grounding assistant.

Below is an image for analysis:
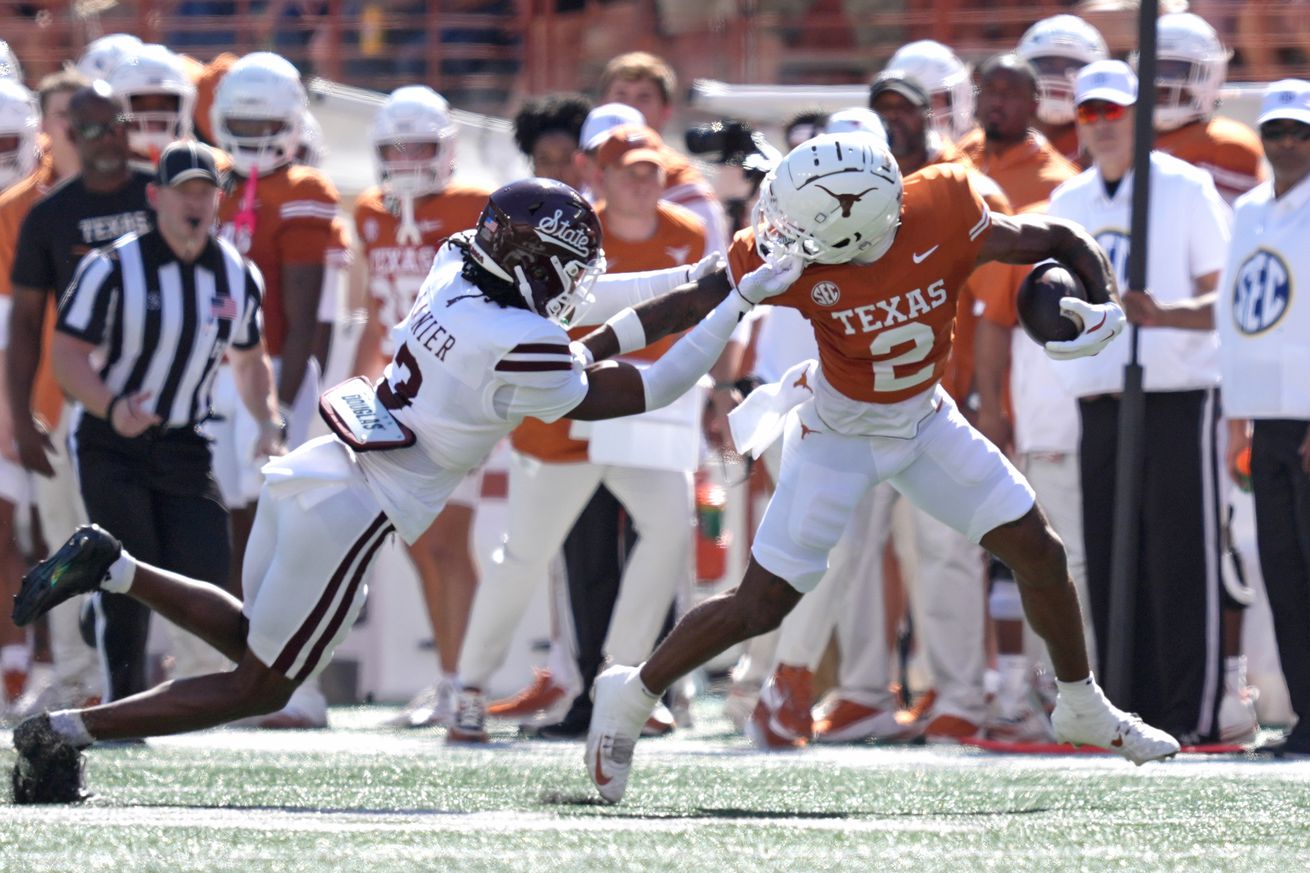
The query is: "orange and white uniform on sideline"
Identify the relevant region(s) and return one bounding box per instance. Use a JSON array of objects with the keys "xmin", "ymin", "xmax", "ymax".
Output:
[
  {"xmin": 191, "ymin": 52, "xmax": 238, "ymax": 147},
  {"xmin": 956, "ymin": 128, "xmax": 1082, "ymax": 213},
  {"xmin": 1156, "ymin": 116, "xmax": 1265, "ymax": 205},
  {"xmin": 658, "ymin": 145, "xmax": 728, "ymax": 256},
  {"xmin": 458, "ymin": 201, "xmax": 709, "ymax": 692}
]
